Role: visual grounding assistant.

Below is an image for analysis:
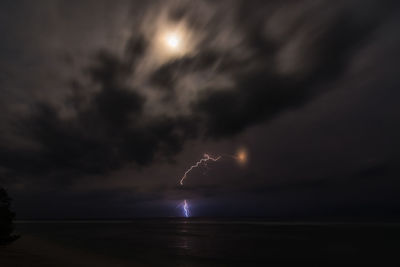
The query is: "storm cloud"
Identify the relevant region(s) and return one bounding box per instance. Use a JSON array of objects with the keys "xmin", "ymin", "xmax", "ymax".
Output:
[
  {"xmin": 1, "ymin": 0, "xmax": 396, "ymax": 180},
  {"xmin": 0, "ymin": 0, "xmax": 400, "ymax": 218}
]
